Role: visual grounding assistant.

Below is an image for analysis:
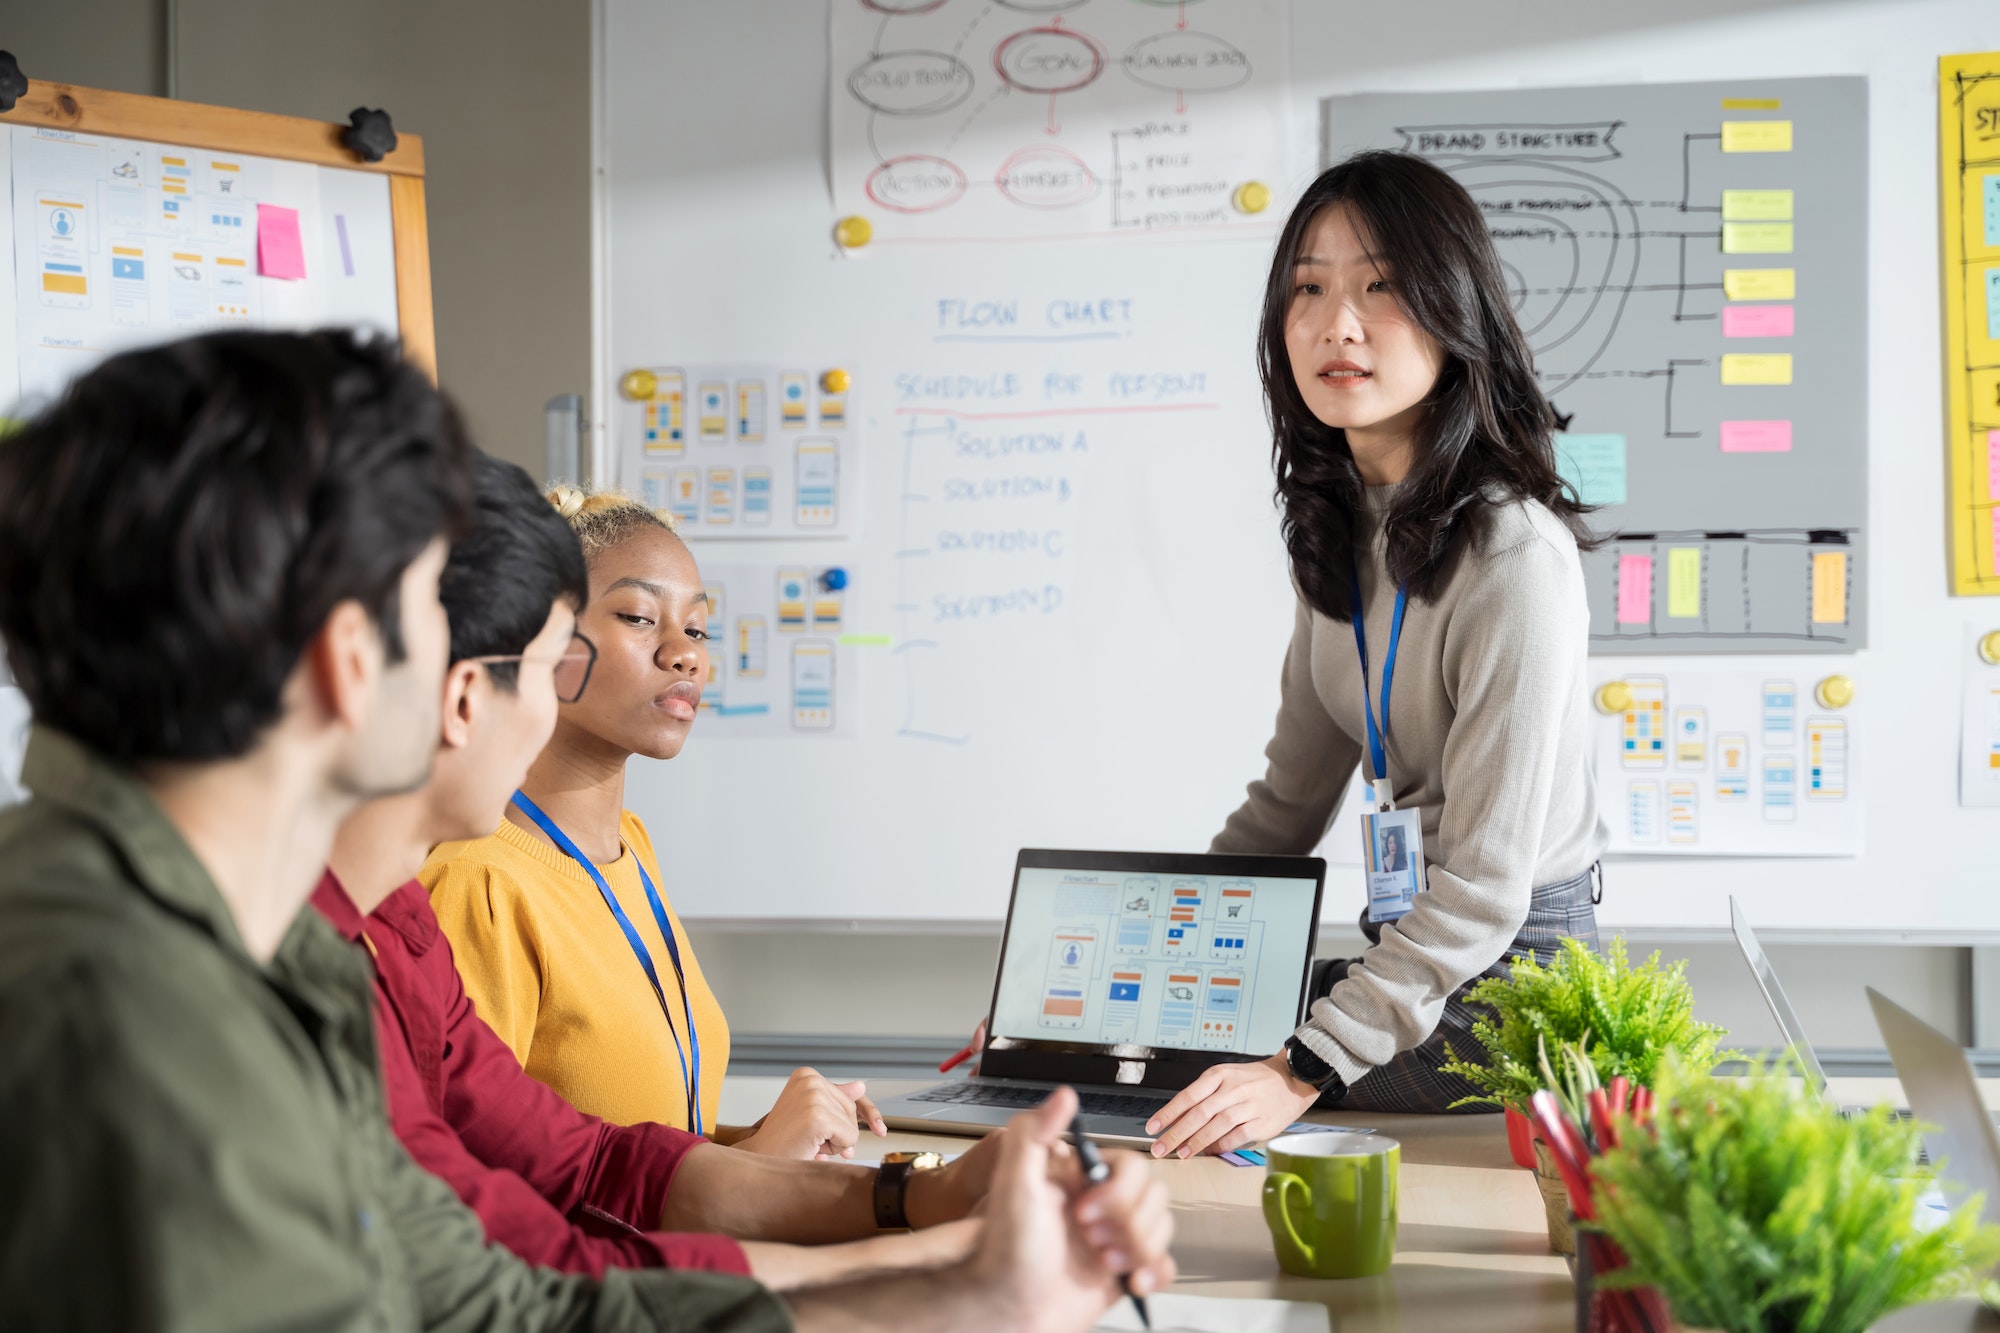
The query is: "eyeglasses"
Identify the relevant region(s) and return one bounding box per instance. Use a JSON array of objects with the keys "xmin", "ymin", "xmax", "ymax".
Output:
[{"xmin": 468, "ymin": 631, "xmax": 597, "ymax": 704}]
